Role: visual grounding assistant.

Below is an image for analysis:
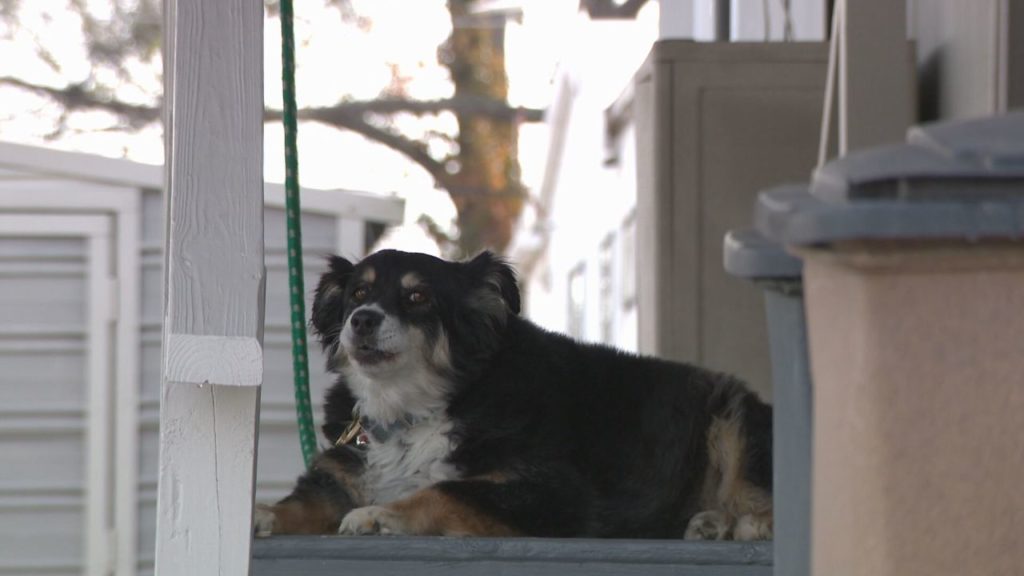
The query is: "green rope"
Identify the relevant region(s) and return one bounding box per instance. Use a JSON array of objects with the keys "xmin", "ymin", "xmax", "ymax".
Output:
[{"xmin": 279, "ymin": 0, "xmax": 318, "ymax": 468}]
